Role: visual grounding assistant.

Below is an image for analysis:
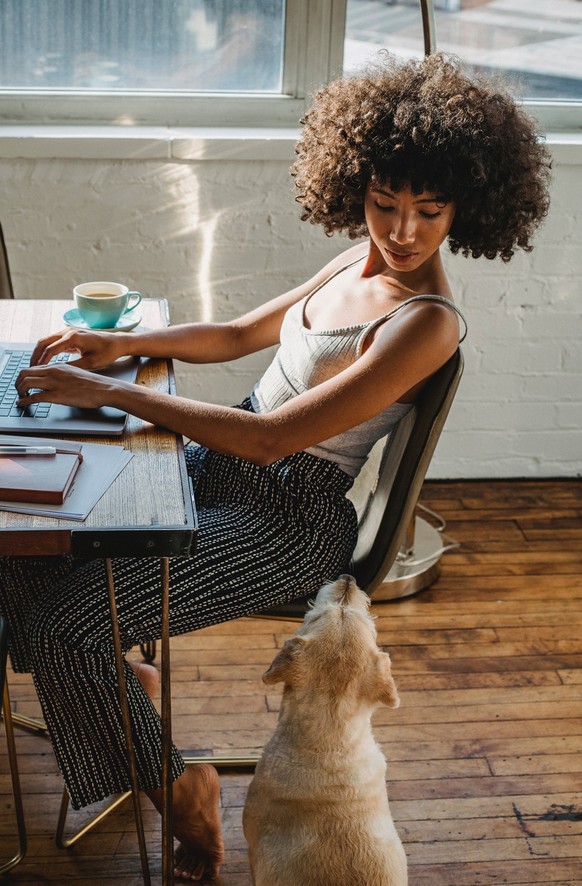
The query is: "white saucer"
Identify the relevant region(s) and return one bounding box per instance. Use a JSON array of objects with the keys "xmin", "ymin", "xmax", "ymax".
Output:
[{"xmin": 63, "ymin": 308, "xmax": 142, "ymax": 333}]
